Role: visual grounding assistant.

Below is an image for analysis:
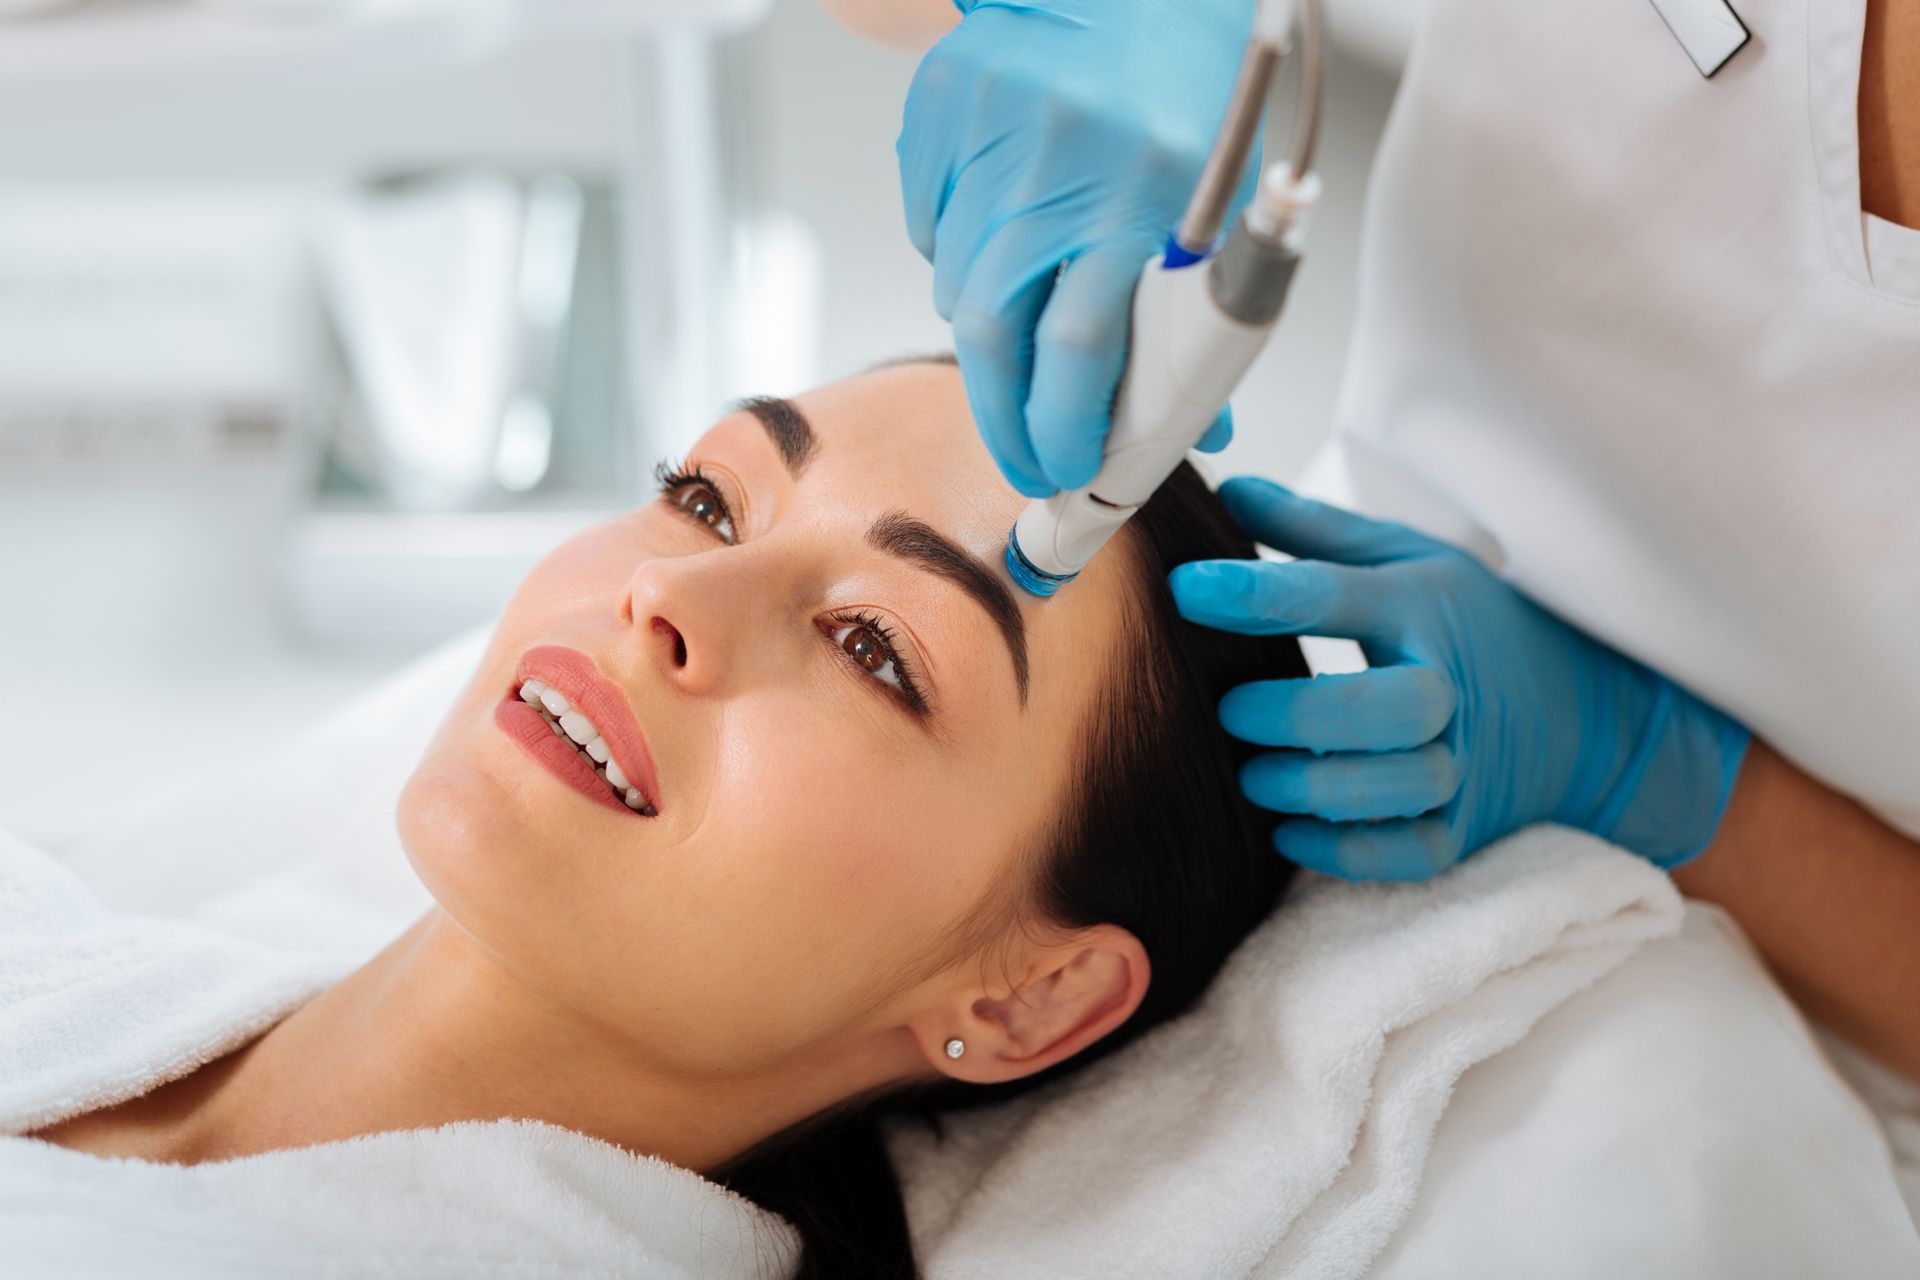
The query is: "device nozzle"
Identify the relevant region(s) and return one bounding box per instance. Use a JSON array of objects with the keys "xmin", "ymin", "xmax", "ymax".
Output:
[{"xmin": 1004, "ymin": 525, "xmax": 1078, "ymax": 599}]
